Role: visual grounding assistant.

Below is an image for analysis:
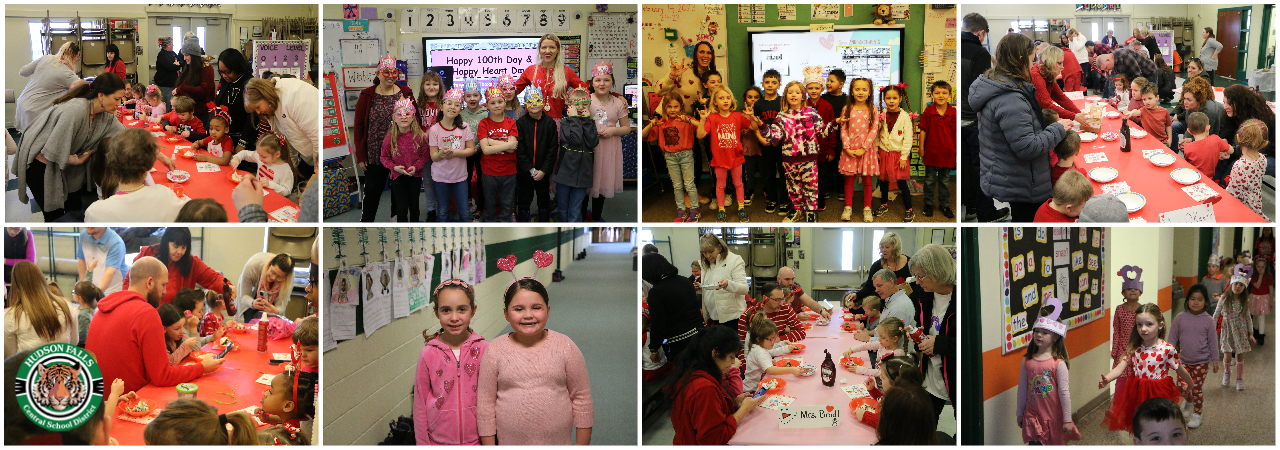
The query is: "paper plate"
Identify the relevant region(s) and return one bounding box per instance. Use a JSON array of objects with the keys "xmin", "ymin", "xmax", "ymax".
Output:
[
  {"xmin": 774, "ymin": 358, "xmax": 802, "ymax": 368},
  {"xmin": 228, "ymin": 170, "xmax": 252, "ymax": 183},
  {"xmin": 1085, "ymin": 96, "xmax": 1101, "ymax": 101},
  {"xmin": 1079, "ymin": 132, "xmax": 1098, "ymax": 142},
  {"xmin": 166, "ymin": 170, "xmax": 190, "ymax": 183},
  {"xmin": 1131, "ymin": 129, "xmax": 1148, "ymax": 139},
  {"xmin": 1105, "ymin": 111, "xmax": 1121, "ymax": 118},
  {"xmin": 1115, "ymin": 192, "xmax": 1146, "ymax": 213},
  {"xmin": 1088, "ymin": 166, "xmax": 1119, "ymax": 183},
  {"xmin": 1149, "ymin": 153, "xmax": 1176, "ymax": 167},
  {"xmin": 1100, "ymin": 132, "xmax": 1121, "ymax": 141},
  {"xmin": 1170, "ymin": 168, "xmax": 1202, "ymax": 185},
  {"xmin": 798, "ymin": 364, "xmax": 817, "ymax": 377},
  {"xmin": 166, "ymin": 137, "xmax": 182, "ymax": 143},
  {"xmin": 790, "ymin": 344, "xmax": 806, "ymax": 354},
  {"xmin": 759, "ymin": 377, "xmax": 786, "ymax": 395}
]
